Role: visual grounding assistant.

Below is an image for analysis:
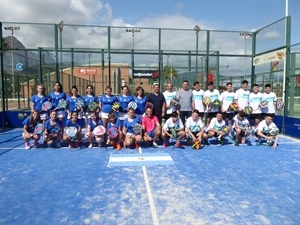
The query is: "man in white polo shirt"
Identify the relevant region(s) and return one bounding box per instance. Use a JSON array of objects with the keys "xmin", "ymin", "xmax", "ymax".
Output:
[
  {"xmin": 192, "ymin": 81, "xmax": 205, "ymax": 119},
  {"xmin": 234, "ymin": 80, "xmax": 250, "ymax": 111},
  {"xmin": 163, "ymin": 83, "xmax": 177, "ymax": 121}
]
